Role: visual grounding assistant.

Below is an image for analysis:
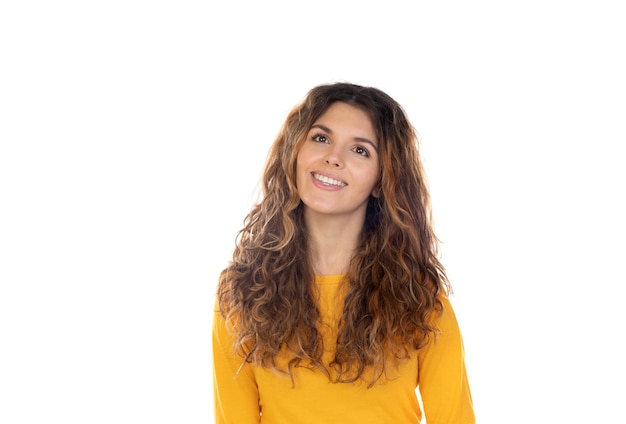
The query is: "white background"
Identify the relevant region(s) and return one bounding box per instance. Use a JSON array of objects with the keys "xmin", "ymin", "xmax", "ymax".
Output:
[{"xmin": 1, "ymin": 1, "xmax": 625, "ymax": 423}]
